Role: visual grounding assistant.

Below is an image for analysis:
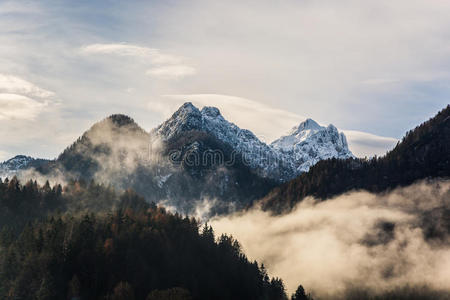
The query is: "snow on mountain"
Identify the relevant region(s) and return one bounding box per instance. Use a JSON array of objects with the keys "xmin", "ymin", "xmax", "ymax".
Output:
[
  {"xmin": 271, "ymin": 118, "xmax": 322, "ymax": 150},
  {"xmin": 0, "ymin": 155, "xmax": 38, "ymax": 178},
  {"xmin": 155, "ymin": 102, "xmax": 353, "ymax": 181},
  {"xmin": 1, "ymin": 103, "xmax": 354, "ymax": 183},
  {"xmin": 271, "ymin": 119, "xmax": 354, "ymax": 173},
  {"xmin": 155, "ymin": 102, "xmax": 286, "ymax": 179}
]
